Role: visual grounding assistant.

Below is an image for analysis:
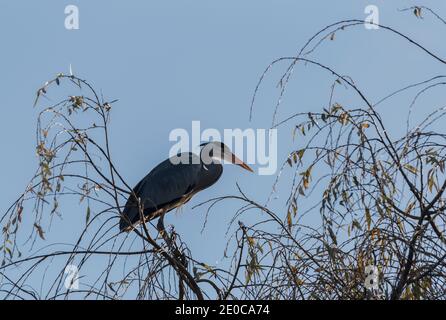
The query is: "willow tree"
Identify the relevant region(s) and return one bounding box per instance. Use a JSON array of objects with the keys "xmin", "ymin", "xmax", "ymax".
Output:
[{"xmin": 1, "ymin": 6, "xmax": 446, "ymax": 300}]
